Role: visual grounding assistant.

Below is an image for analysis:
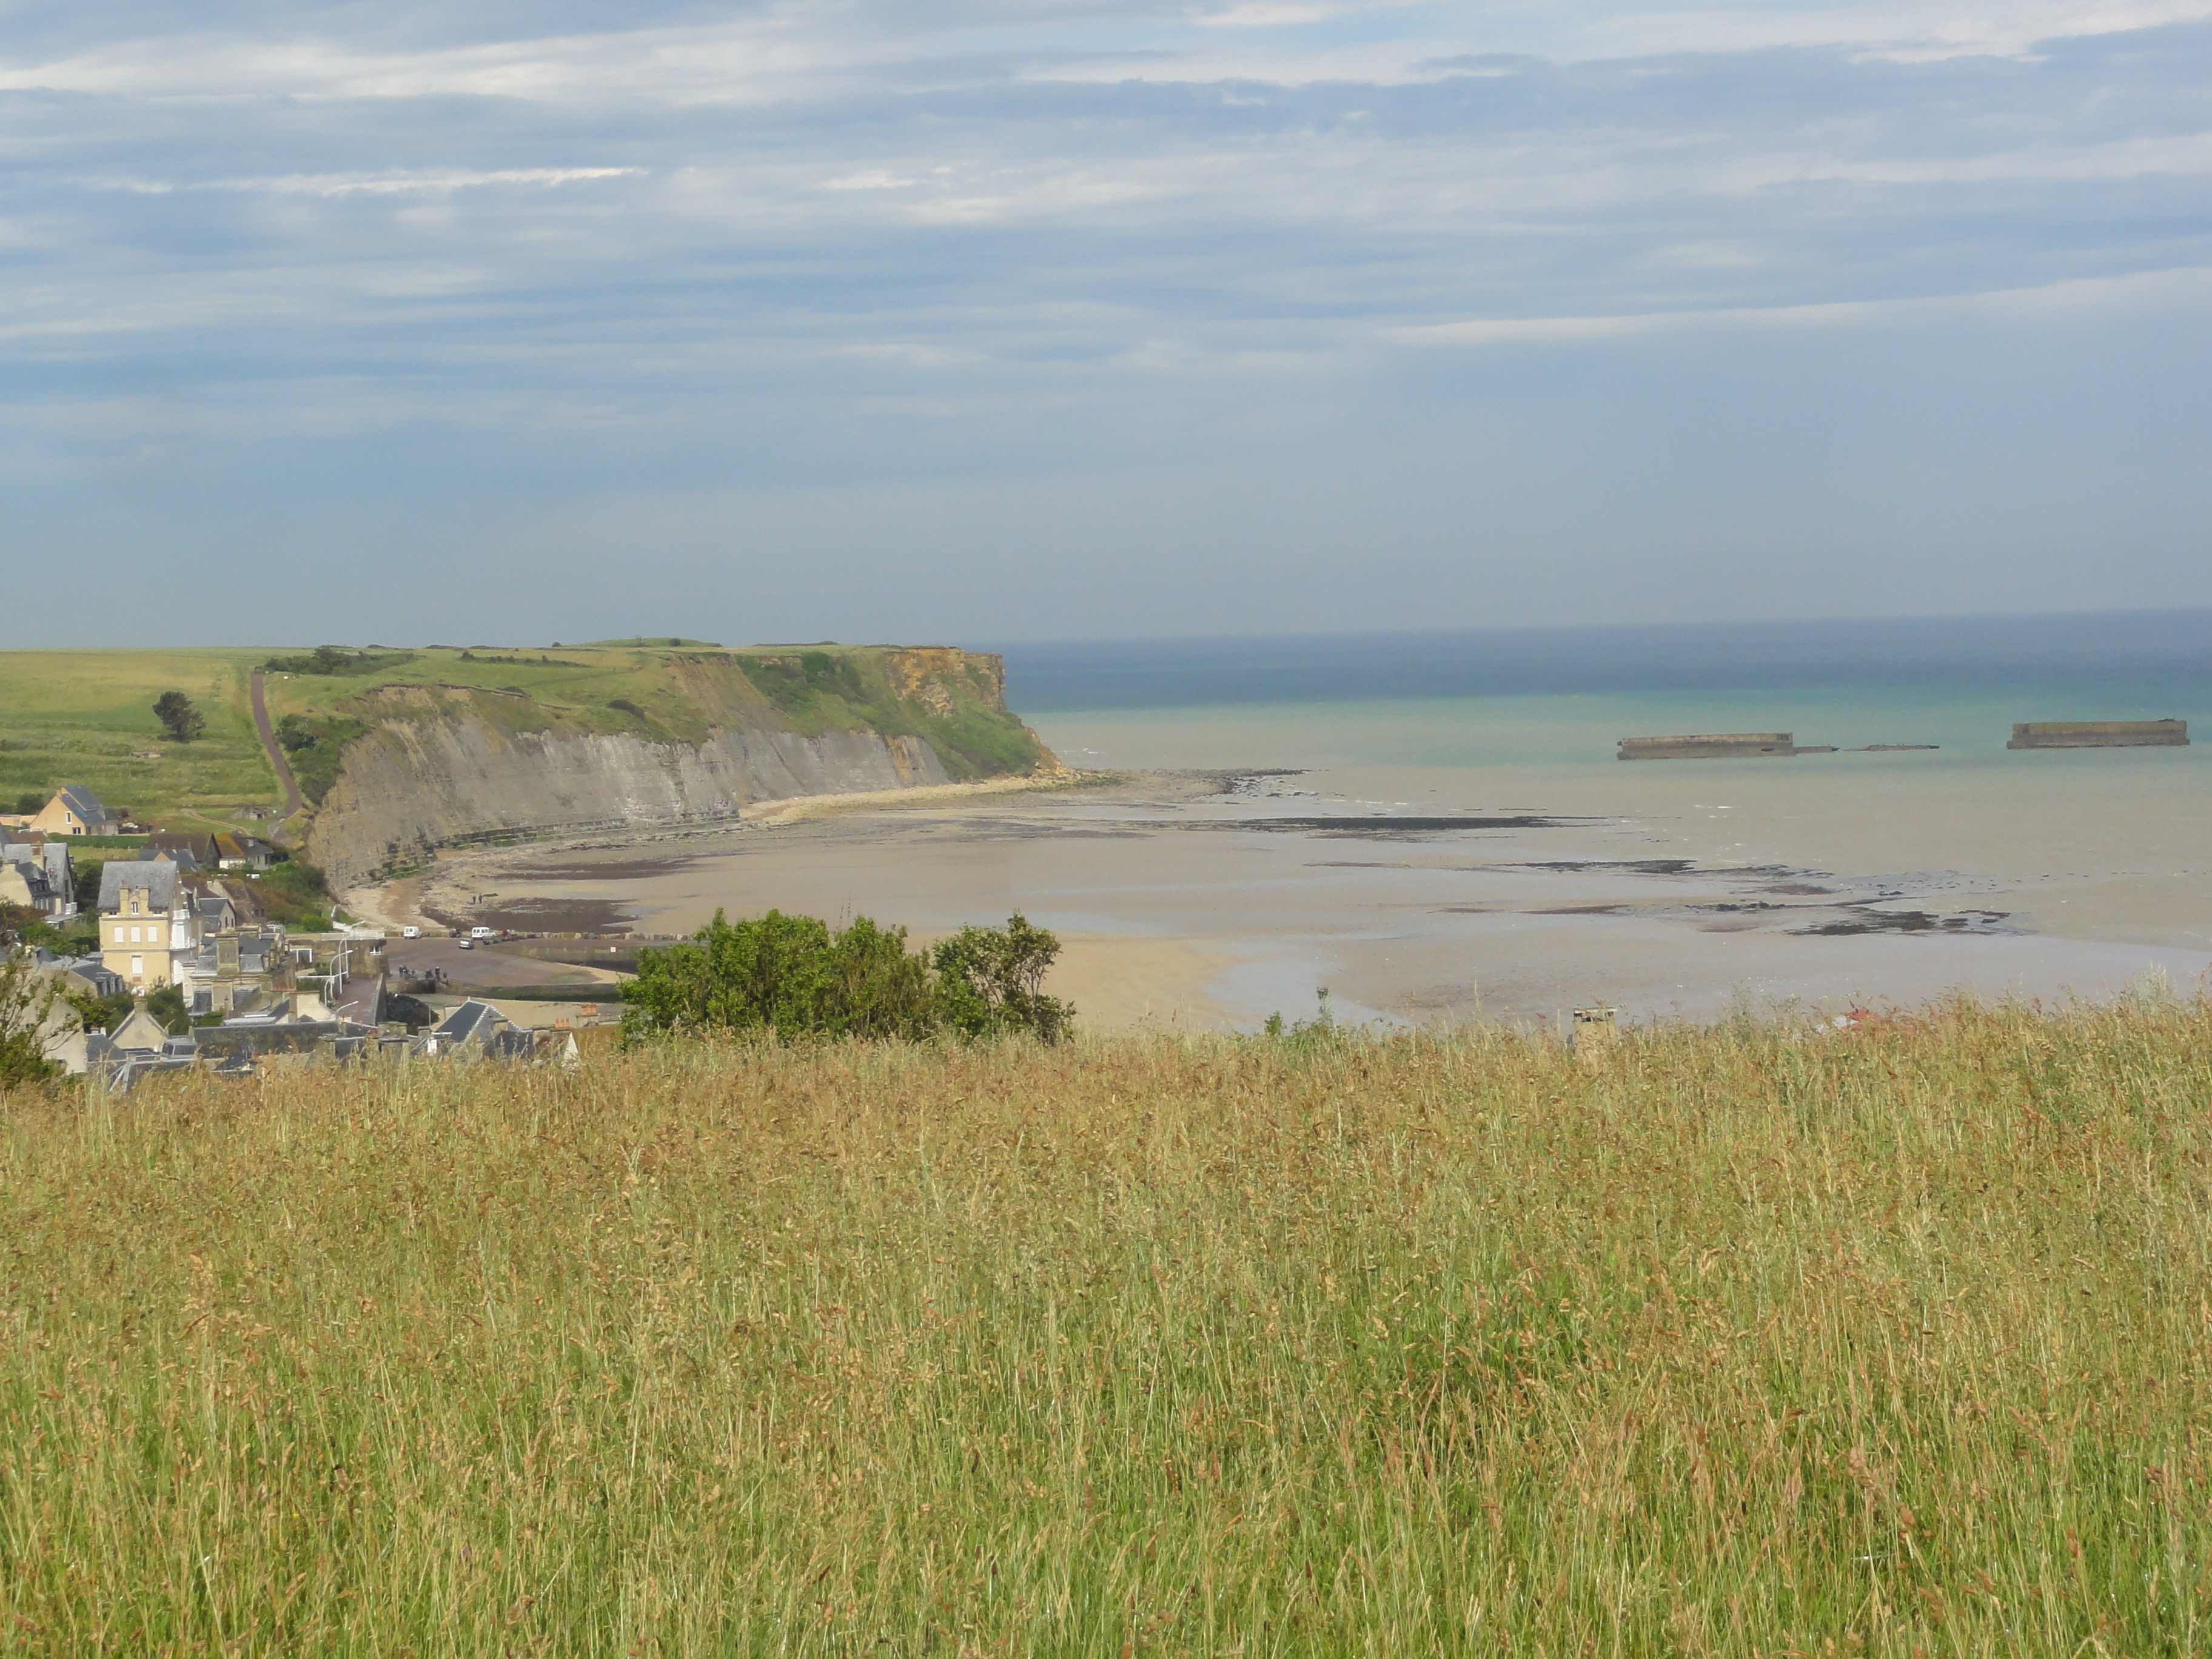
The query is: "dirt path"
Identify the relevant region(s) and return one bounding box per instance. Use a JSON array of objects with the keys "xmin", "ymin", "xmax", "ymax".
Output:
[{"xmin": 249, "ymin": 671, "xmax": 305, "ymax": 840}]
